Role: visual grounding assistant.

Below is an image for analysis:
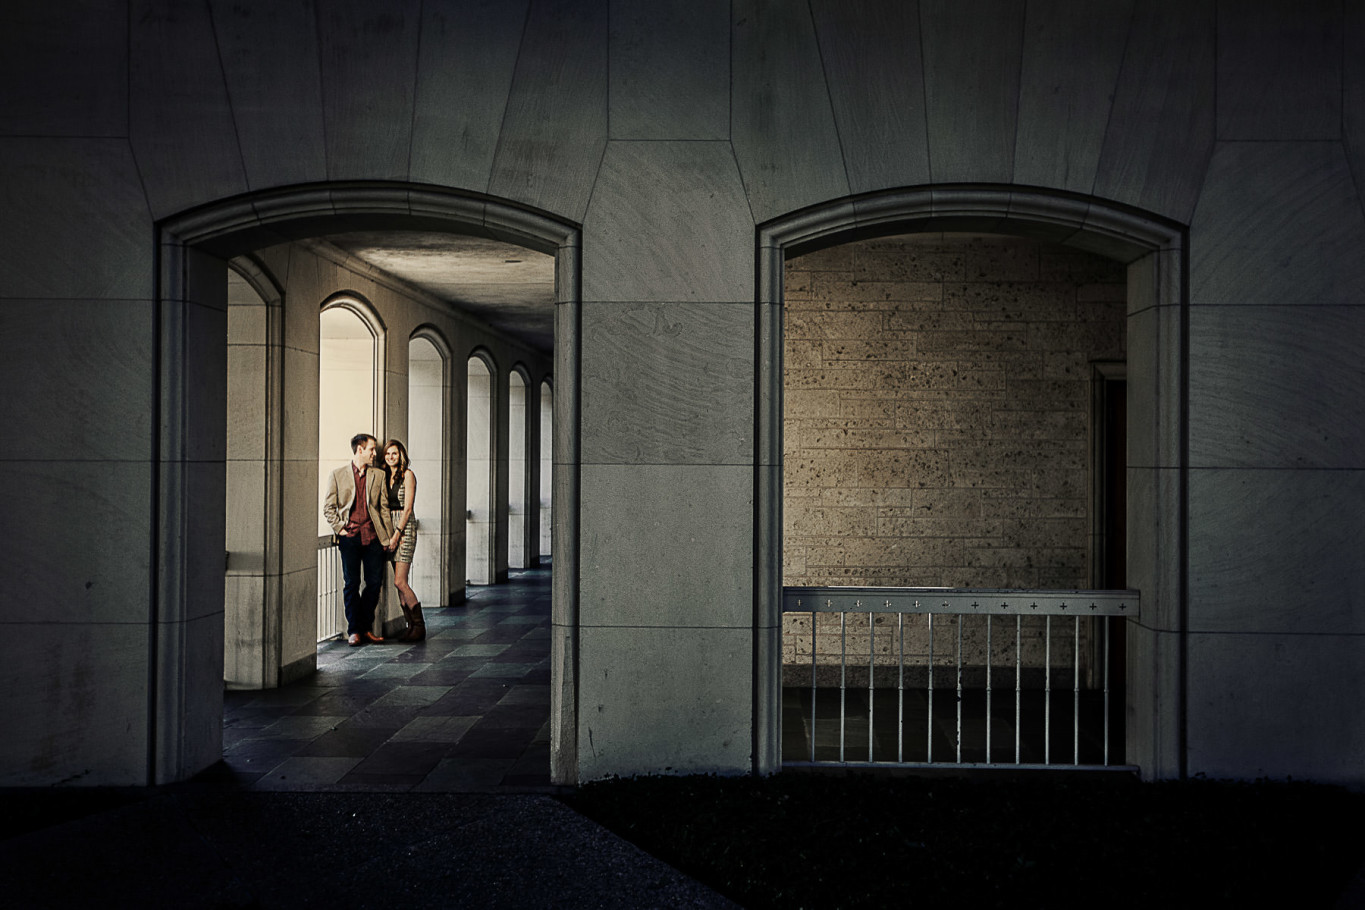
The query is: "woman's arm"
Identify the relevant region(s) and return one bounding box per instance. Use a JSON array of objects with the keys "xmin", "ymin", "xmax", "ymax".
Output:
[{"xmin": 396, "ymin": 469, "xmax": 416, "ymax": 532}]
